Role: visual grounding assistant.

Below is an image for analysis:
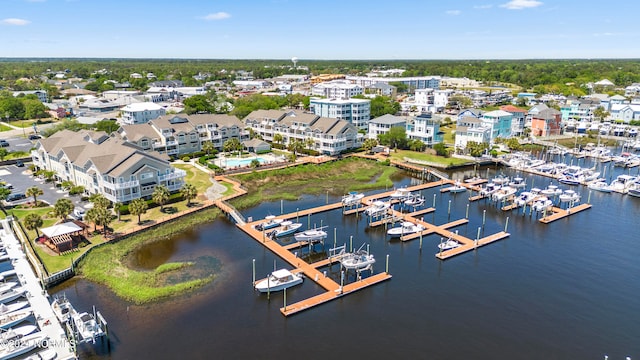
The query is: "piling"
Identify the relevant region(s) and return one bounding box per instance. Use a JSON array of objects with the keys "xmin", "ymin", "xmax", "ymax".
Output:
[
  {"xmin": 349, "ymin": 236, "xmax": 353, "ymax": 252},
  {"xmin": 504, "ymin": 216, "xmax": 509, "ymax": 233},
  {"xmin": 588, "ymin": 190, "xmax": 592, "ymax": 204},
  {"xmin": 385, "ymin": 254, "xmax": 390, "ymax": 274},
  {"xmin": 283, "ymin": 287, "xmax": 287, "ymax": 311},
  {"xmin": 482, "ymin": 209, "xmax": 486, "ymax": 227},
  {"xmin": 466, "ymin": 203, "xmax": 469, "ymax": 219},
  {"xmin": 281, "ymin": 199, "xmax": 283, "ymax": 214},
  {"xmin": 252, "ymin": 259, "xmax": 255, "ymax": 286},
  {"xmin": 433, "ymin": 194, "xmax": 436, "ymax": 208}
]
